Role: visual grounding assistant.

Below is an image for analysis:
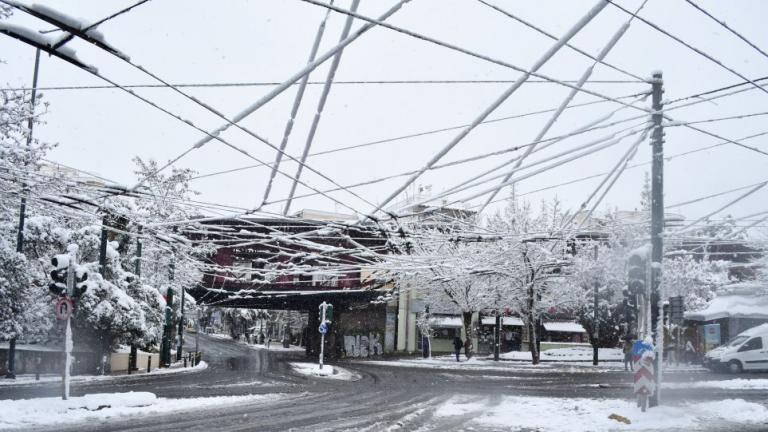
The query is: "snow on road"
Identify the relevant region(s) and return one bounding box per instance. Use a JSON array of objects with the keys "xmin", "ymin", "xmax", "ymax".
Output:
[
  {"xmin": 206, "ymin": 333, "xmax": 304, "ymax": 352},
  {"xmin": 290, "ymin": 362, "xmax": 360, "ymax": 381},
  {"xmin": 665, "ymin": 378, "xmax": 768, "ymax": 390},
  {"xmin": 434, "ymin": 395, "xmax": 768, "ymax": 431},
  {"xmin": 0, "ymin": 361, "xmax": 207, "ymax": 387},
  {"xmin": 0, "ymin": 391, "xmax": 292, "ymax": 430},
  {"xmin": 499, "ymin": 346, "xmax": 624, "ymax": 362},
  {"xmin": 362, "ymin": 355, "xmax": 621, "ymax": 372}
]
